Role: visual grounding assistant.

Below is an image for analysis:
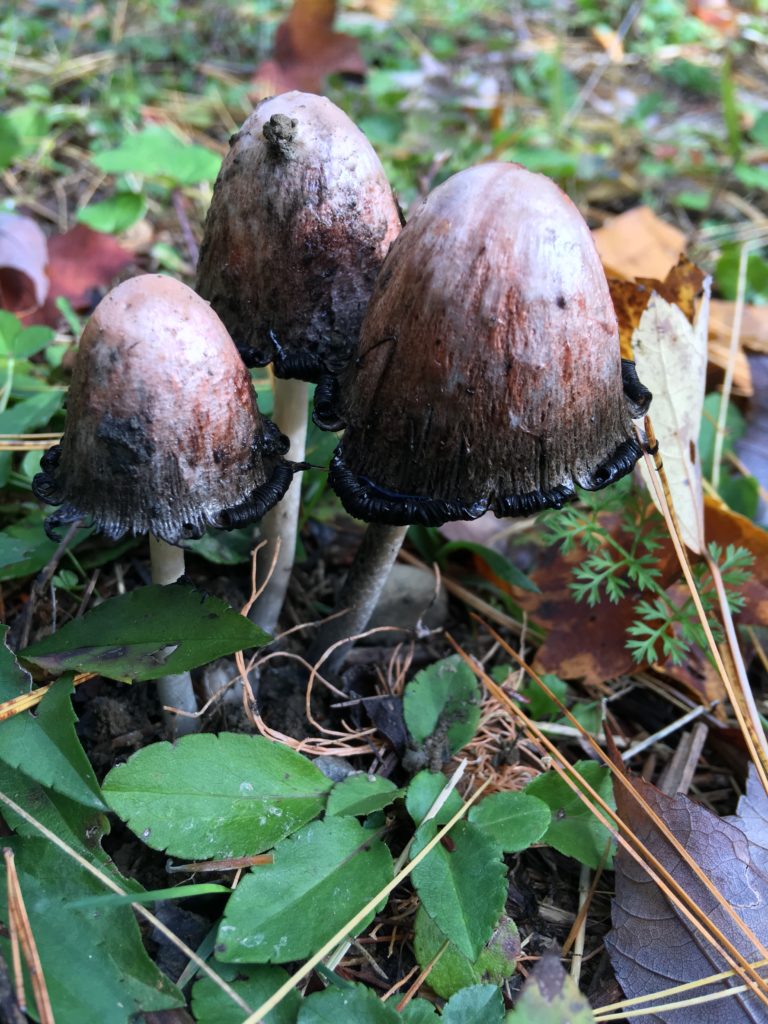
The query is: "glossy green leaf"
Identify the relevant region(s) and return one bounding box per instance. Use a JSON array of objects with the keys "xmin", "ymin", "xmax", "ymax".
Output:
[
  {"xmin": 468, "ymin": 791, "xmax": 550, "ymax": 852},
  {"xmin": 76, "ymin": 192, "xmax": 145, "ymax": 233},
  {"xmin": 405, "ymin": 770, "xmax": 464, "ymax": 827},
  {"xmin": 0, "ymin": 627, "xmax": 105, "ymax": 809},
  {"xmin": 504, "ymin": 954, "xmax": 595, "ymax": 1023},
  {"xmin": 297, "ymin": 982, "xmax": 401, "ymax": 1023},
  {"xmin": 21, "ymin": 583, "xmax": 271, "ymax": 682},
  {"xmin": 0, "ymin": 837, "xmax": 181, "ymax": 1024},
  {"xmin": 400, "ymin": 999, "xmax": 439, "ymax": 1022},
  {"xmin": 403, "ymin": 656, "xmax": 481, "ymax": 756},
  {"xmin": 326, "ymin": 773, "xmax": 403, "ymax": 817},
  {"xmin": 443, "ymin": 984, "xmax": 504, "ymax": 1024},
  {"xmin": 91, "ymin": 126, "xmax": 221, "ymax": 184},
  {"xmin": 411, "ymin": 820, "xmax": 507, "ymax": 960},
  {"xmin": 103, "ymin": 733, "xmax": 332, "ymax": 859},
  {"xmin": 526, "ymin": 761, "xmax": 614, "ymax": 869},
  {"xmin": 192, "ymin": 964, "xmax": 300, "ymax": 1024},
  {"xmin": 217, "ymin": 817, "xmax": 393, "ymax": 963}
]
